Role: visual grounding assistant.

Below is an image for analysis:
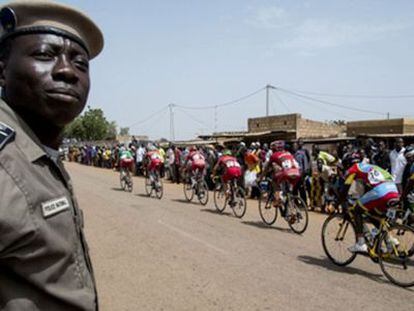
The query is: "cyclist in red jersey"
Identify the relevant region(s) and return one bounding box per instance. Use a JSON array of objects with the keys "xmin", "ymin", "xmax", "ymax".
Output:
[
  {"xmin": 185, "ymin": 146, "xmax": 206, "ymax": 181},
  {"xmin": 145, "ymin": 146, "xmax": 163, "ymax": 176},
  {"xmin": 212, "ymin": 149, "xmax": 242, "ymax": 183},
  {"xmin": 260, "ymin": 140, "xmax": 301, "ymax": 204}
]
